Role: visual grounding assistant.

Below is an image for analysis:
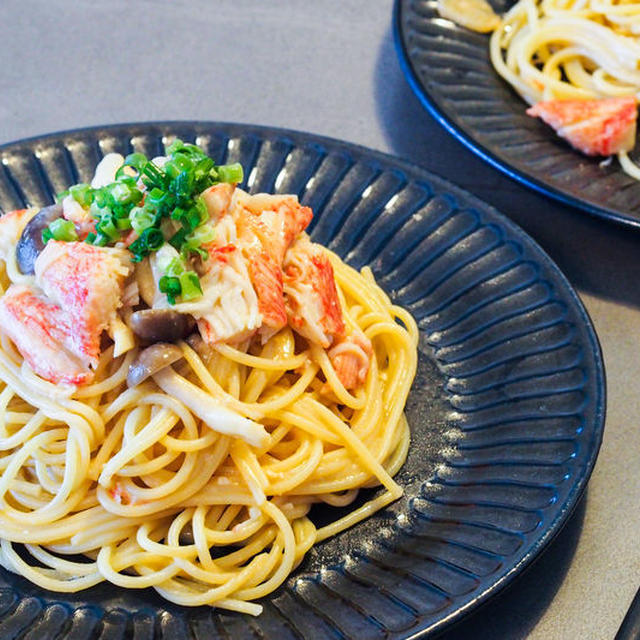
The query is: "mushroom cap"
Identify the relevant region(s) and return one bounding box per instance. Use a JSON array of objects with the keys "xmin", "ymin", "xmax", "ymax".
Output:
[
  {"xmin": 16, "ymin": 204, "xmax": 63, "ymax": 275},
  {"xmin": 126, "ymin": 343, "xmax": 184, "ymax": 387},
  {"xmin": 128, "ymin": 309, "xmax": 195, "ymax": 343}
]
